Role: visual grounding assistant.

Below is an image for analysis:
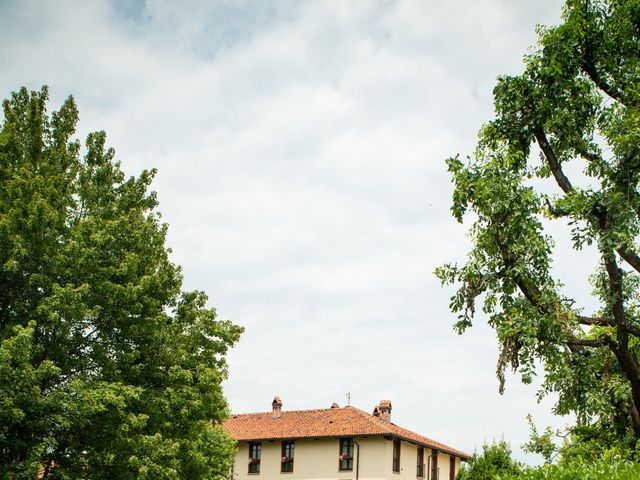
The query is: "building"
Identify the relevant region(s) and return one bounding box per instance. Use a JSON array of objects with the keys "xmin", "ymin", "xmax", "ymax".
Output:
[{"xmin": 223, "ymin": 397, "xmax": 469, "ymax": 480}]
